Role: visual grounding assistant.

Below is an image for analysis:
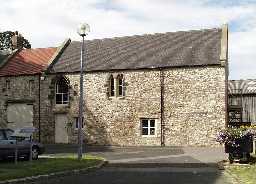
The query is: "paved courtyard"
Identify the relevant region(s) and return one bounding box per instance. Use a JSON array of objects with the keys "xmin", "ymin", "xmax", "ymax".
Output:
[
  {"xmin": 45, "ymin": 145, "xmax": 228, "ymax": 166},
  {"xmin": 39, "ymin": 145, "xmax": 234, "ymax": 184}
]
